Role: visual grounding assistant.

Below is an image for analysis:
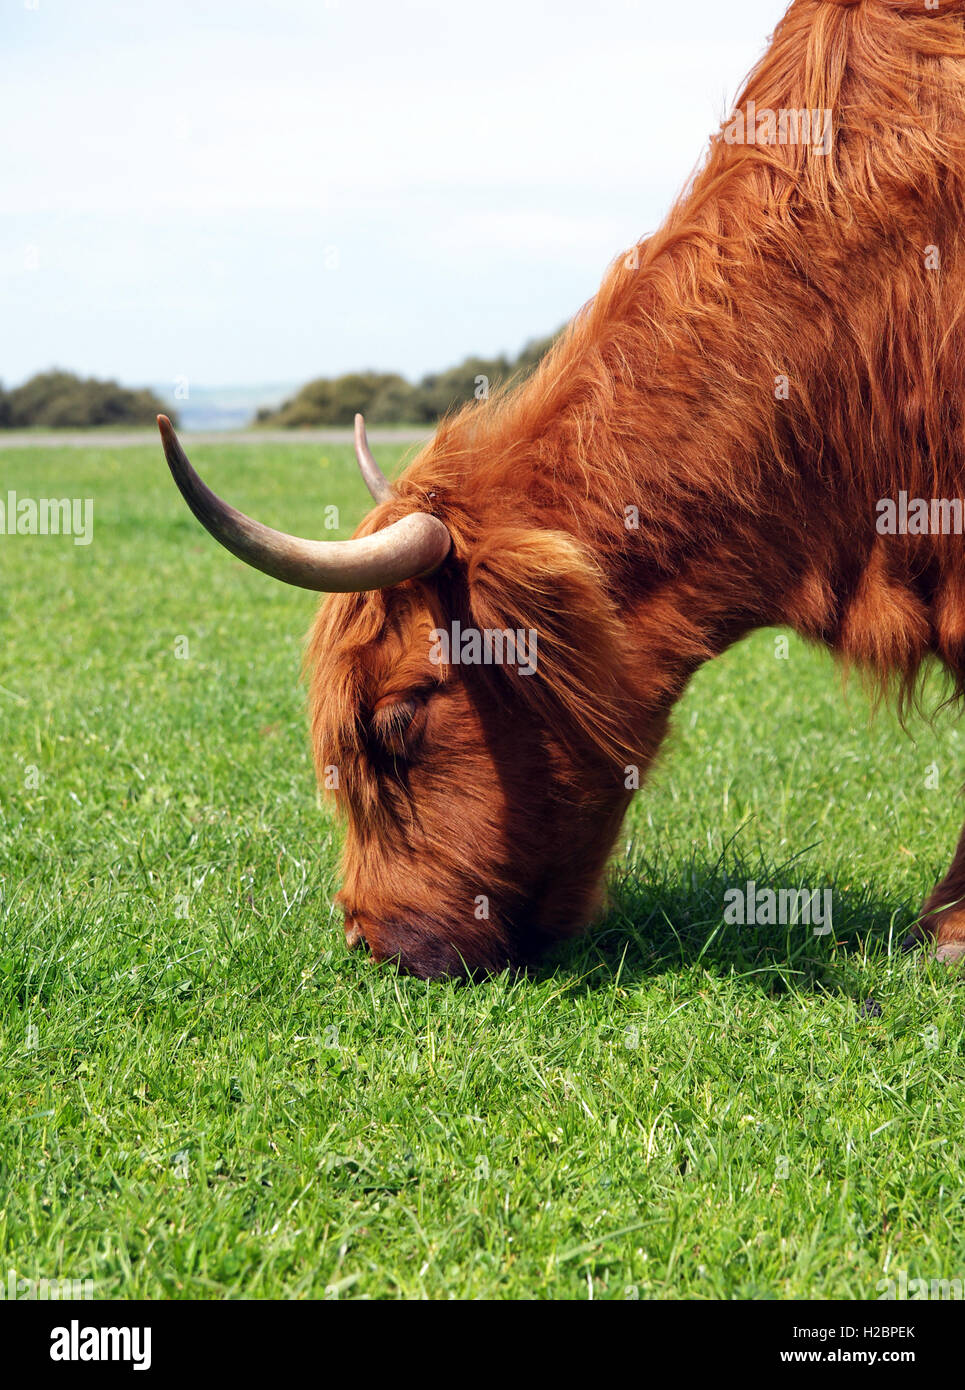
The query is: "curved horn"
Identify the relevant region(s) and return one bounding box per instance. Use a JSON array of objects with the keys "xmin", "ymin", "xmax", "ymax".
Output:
[
  {"xmin": 158, "ymin": 416, "xmax": 450, "ymax": 593},
  {"xmin": 354, "ymin": 413, "xmax": 393, "ymax": 503}
]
